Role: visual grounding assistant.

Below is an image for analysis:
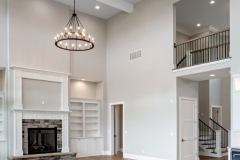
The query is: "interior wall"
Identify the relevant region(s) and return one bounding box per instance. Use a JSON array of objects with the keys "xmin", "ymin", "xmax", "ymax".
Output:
[
  {"xmin": 176, "ymin": 31, "xmax": 190, "ymax": 44},
  {"xmin": 70, "ymin": 79, "xmax": 97, "ymax": 99},
  {"xmin": 0, "ymin": 70, "xmax": 2, "ymax": 91},
  {"xmin": 22, "ymin": 79, "xmax": 61, "ymax": 110},
  {"xmin": 190, "ymin": 31, "xmax": 210, "ymax": 39},
  {"xmin": 177, "ymin": 78, "xmax": 198, "ymax": 99},
  {"xmin": 209, "ymin": 77, "xmax": 231, "ymax": 130},
  {"xmin": 70, "ymin": 10, "xmax": 106, "ymax": 82},
  {"xmin": 0, "ymin": 0, "xmax": 7, "ymax": 68},
  {"xmin": 9, "ymin": 0, "xmax": 70, "ymax": 73},
  {"xmin": 198, "ymin": 80, "xmax": 210, "ymax": 125},
  {"xmin": 107, "ymin": 0, "xmax": 178, "ymax": 159}
]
